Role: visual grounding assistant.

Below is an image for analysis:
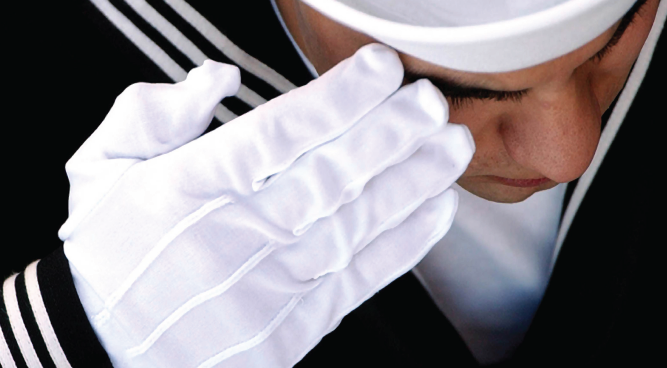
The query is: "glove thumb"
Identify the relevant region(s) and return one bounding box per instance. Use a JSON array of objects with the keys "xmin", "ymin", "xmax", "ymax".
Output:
[{"xmin": 59, "ymin": 61, "xmax": 241, "ymax": 240}]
